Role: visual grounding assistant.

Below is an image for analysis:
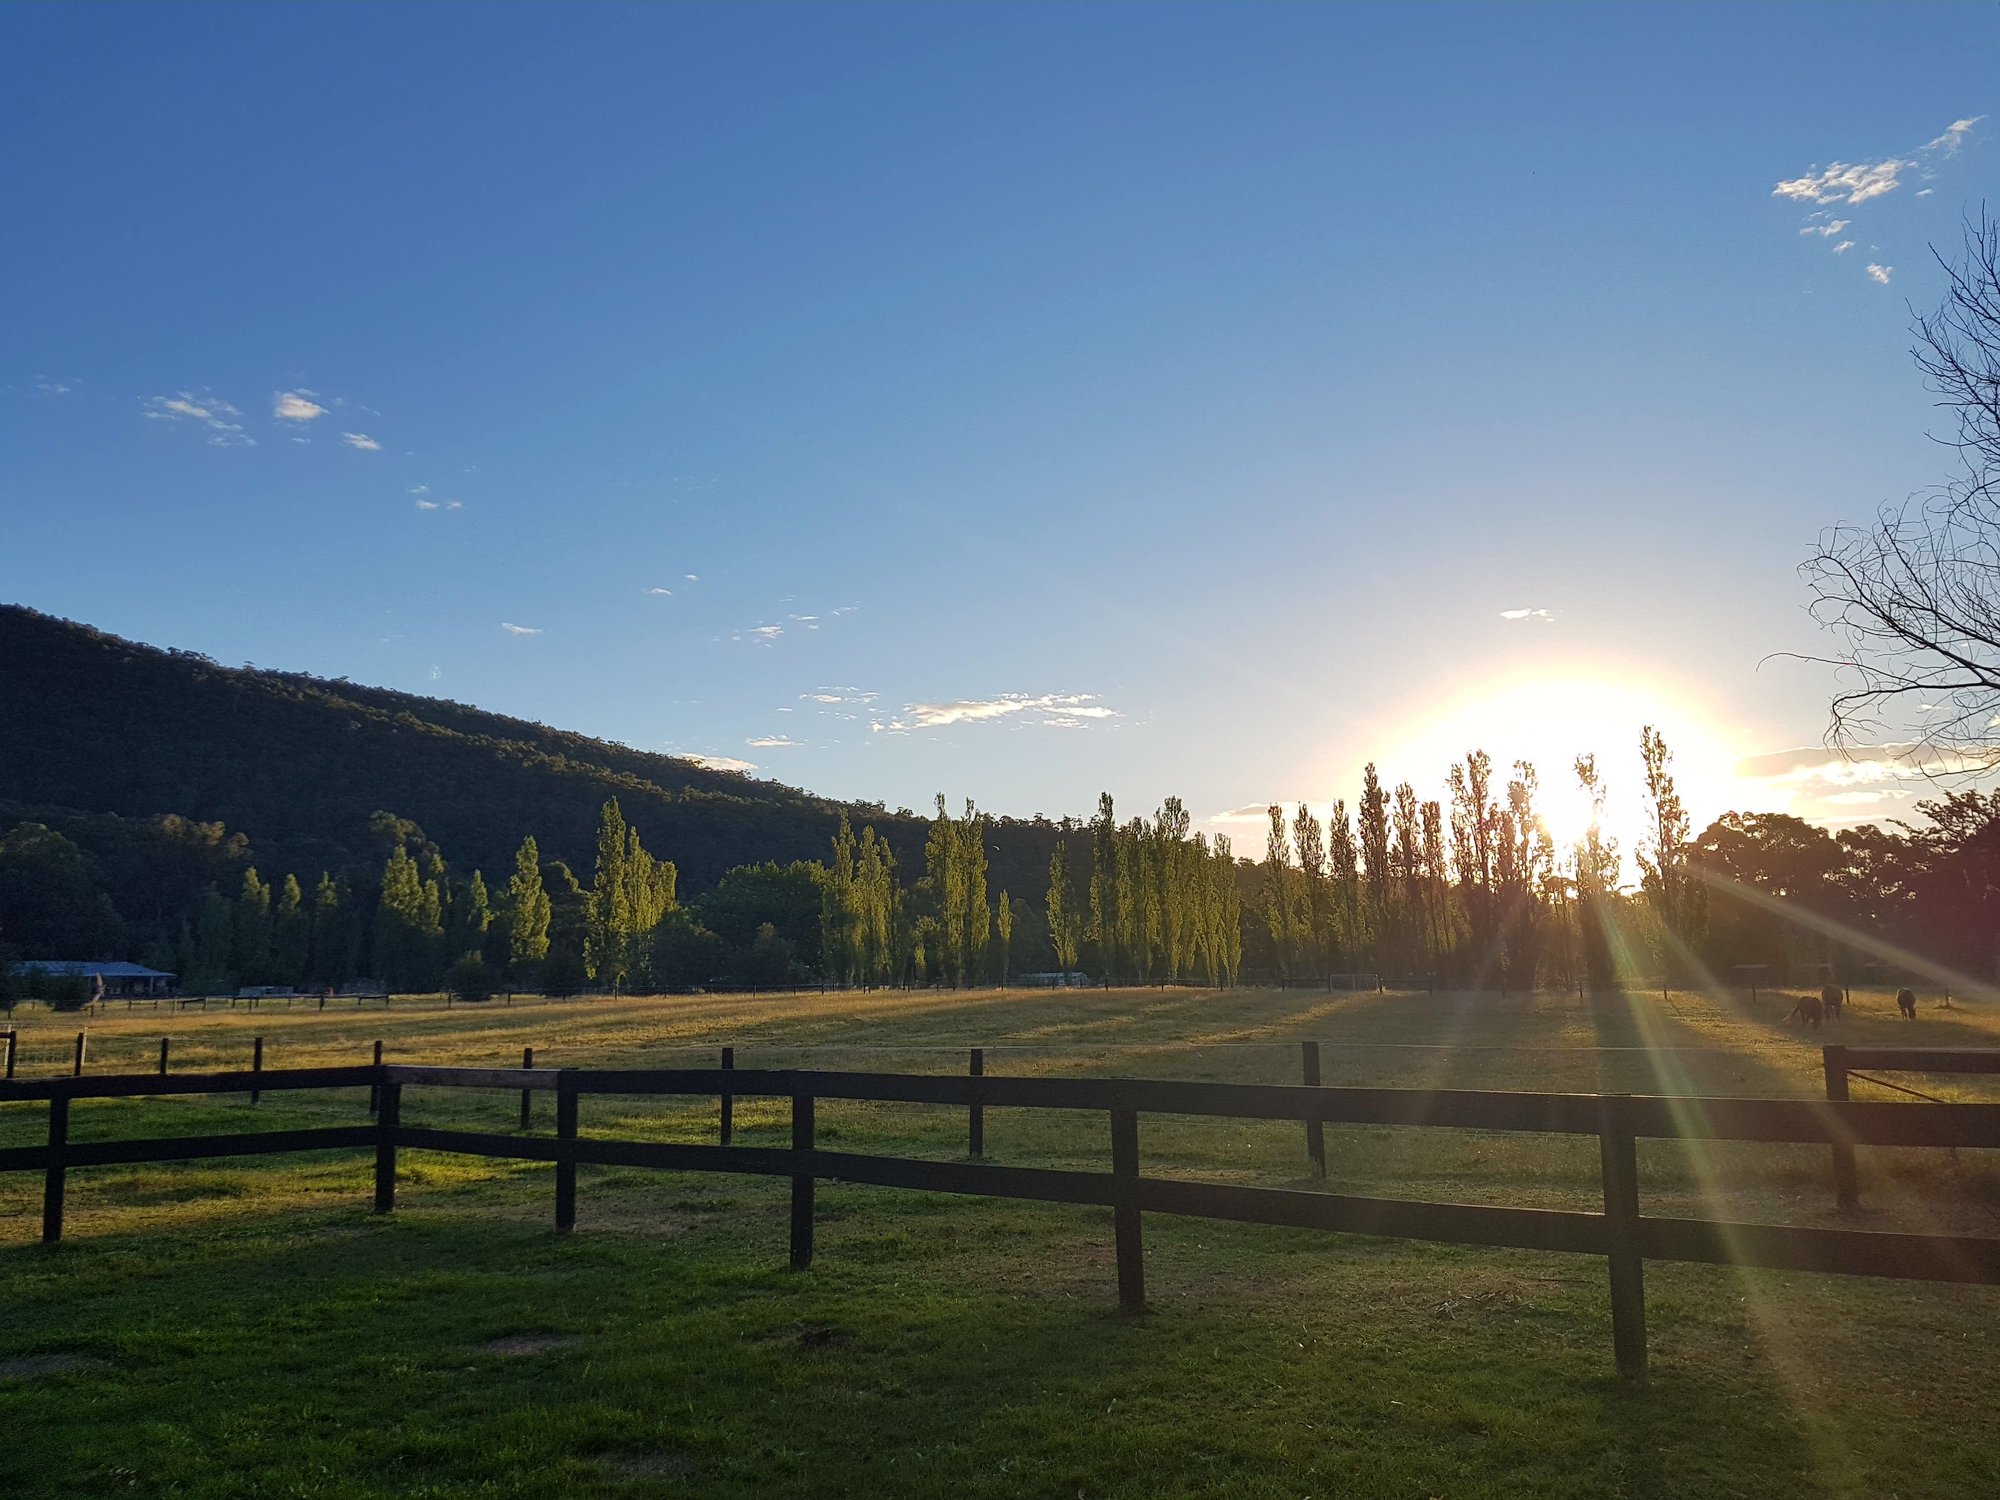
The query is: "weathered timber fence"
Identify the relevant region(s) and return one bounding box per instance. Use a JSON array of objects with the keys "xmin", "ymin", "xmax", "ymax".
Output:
[{"xmin": 6, "ymin": 1062, "xmax": 2000, "ymax": 1377}]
